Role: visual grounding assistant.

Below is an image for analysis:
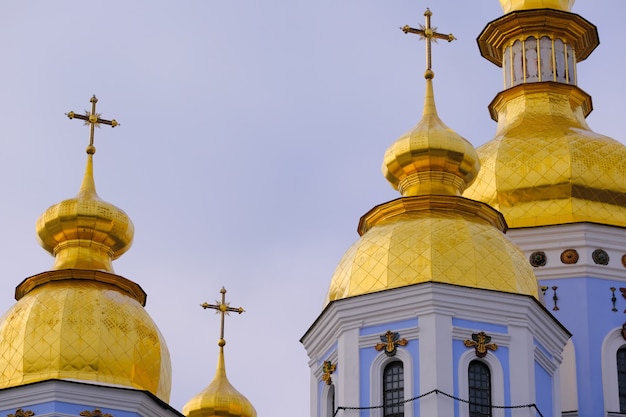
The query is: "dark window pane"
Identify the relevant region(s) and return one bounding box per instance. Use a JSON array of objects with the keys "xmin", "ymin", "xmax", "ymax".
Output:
[
  {"xmin": 469, "ymin": 360, "xmax": 491, "ymax": 417},
  {"xmin": 383, "ymin": 361, "xmax": 404, "ymax": 417},
  {"xmin": 618, "ymin": 347, "xmax": 626, "ymax": 413}
]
